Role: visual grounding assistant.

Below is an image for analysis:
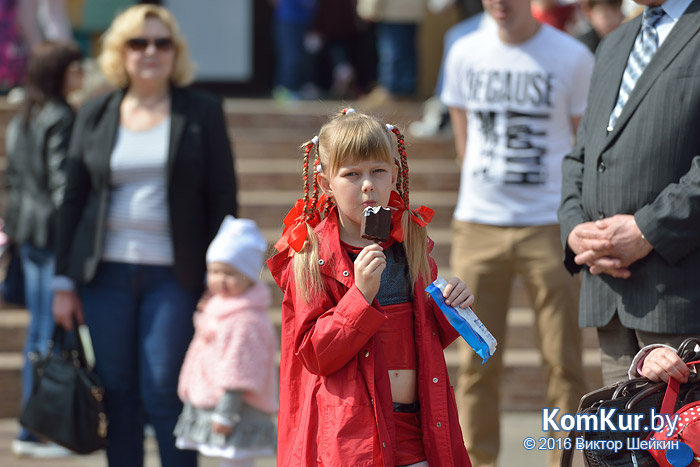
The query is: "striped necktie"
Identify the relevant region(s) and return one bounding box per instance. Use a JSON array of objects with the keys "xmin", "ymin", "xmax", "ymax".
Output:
[{"xmin": 607, "ymin": 6, "xmax": 665, "ymax": 131}]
